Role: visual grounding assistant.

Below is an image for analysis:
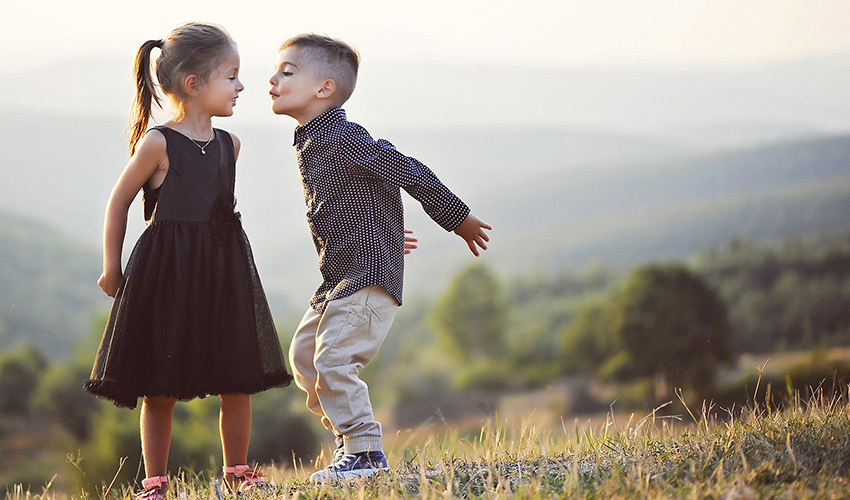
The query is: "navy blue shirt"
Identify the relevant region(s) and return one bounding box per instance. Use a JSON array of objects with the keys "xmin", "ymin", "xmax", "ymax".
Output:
[{"xmin": 293, "ymin": 107, "xmax": 470, "ymax": 313}]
